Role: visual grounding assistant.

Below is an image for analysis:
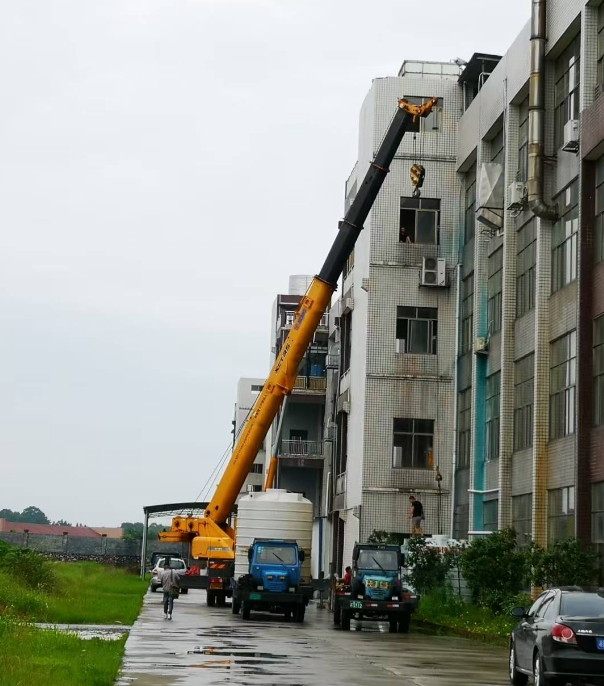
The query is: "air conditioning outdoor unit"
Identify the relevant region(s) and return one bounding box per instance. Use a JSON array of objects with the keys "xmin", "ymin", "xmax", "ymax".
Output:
[
  {"xmin": 342, "ymin": 401, "xmax": 351, "ymax": 414},
  {"xmin": 562, "ymin": 119, "xmax": 579, "ymax": 153},
  {"xmin": 507, "ymin": 182, "xmax": 526, "ymax": 211},
  {"xmin": 420, "ymin": 257, "xmax": 446, "ymax": 287},
  {"xmin": 473, "ymin": 337, "xmax": 489, "ymax": 355},
  {"xmin": 344, "ymin": 297, "xmax": 354, "ymax": 312}
]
